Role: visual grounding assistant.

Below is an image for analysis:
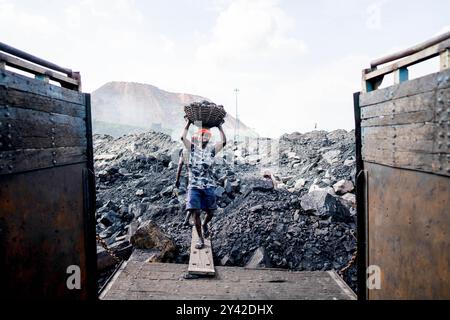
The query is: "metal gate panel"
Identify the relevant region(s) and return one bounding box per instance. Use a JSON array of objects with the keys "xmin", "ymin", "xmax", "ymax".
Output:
[
  {"xmin": 355, "ymin": 33, "xmax": 450, "ymax": 300},
  {"xmin": 365, "ymin": 162, "xmax": 450, "ymax": 299},
  {"xmin": 0, "ymin": 65, "xmax": 96, "ymax": 299}
]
